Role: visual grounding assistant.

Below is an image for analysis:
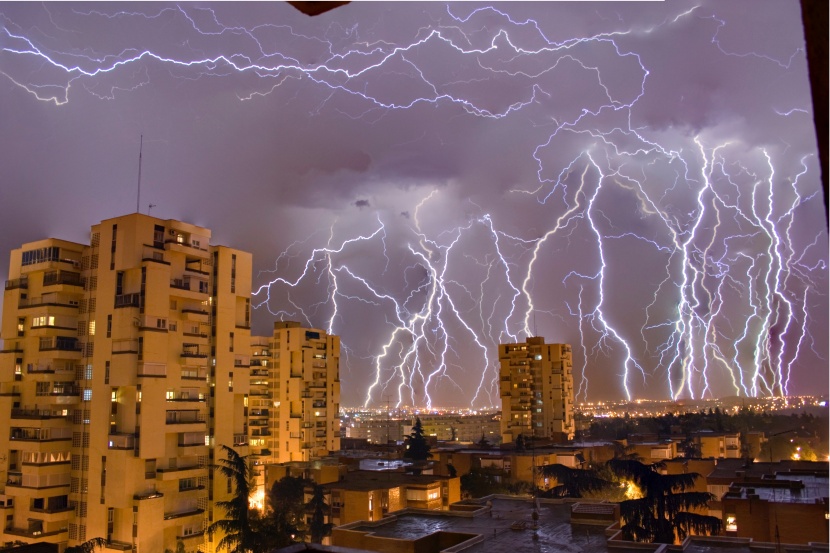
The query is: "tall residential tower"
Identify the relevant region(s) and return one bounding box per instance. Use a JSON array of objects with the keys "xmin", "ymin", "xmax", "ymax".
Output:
[
  {"xmin": 0, "ymin": 213, "xmax": 252, "ymax": 553},
  {"xmin": 499, "ymin": 337, "xmax": 574, "ymax": 444}
]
